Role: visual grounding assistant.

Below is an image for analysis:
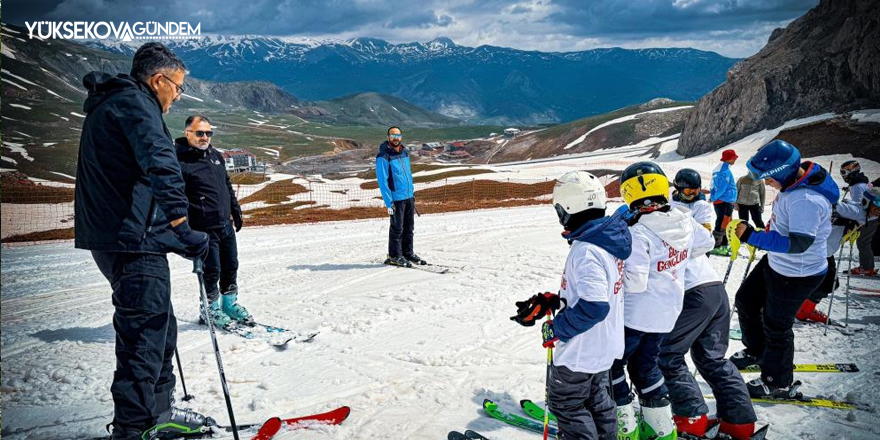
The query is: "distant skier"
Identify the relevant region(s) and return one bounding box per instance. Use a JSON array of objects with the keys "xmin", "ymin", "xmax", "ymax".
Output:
[
  {"xmin": 511, "ymin": 171, "xmax": 632, "ymax": 440},
  {"xmin": 661, "ymin": 169, "xmax": 758, "ymax": 440},
  {"xmin": 175, "ymin": 115, "xmax": 252, "ymax": 329},
  {"xmin": 376, "ymin": 126, "xmax": 425, "ymax": 267},
  {"xmin": 730, "ymin": 140, "xmax": 838, "ymax": 398},
  {"xmin": 840, "ymin": 160, "xmax": 877, "ymax": 276},
  {"xmin": 75, "ymin": 43, "xmax": 214, "ymax": 439},
  {"xmin": 710, "ymin": 149, "xmax": 739, "ymax": 256},
  {"xmin": 612, "ymin": 162, "xmax": 715, "ymax": 440},
  {"xmin": 735, "ymin": 173, "xmax": 766, "ymax": 229}
]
